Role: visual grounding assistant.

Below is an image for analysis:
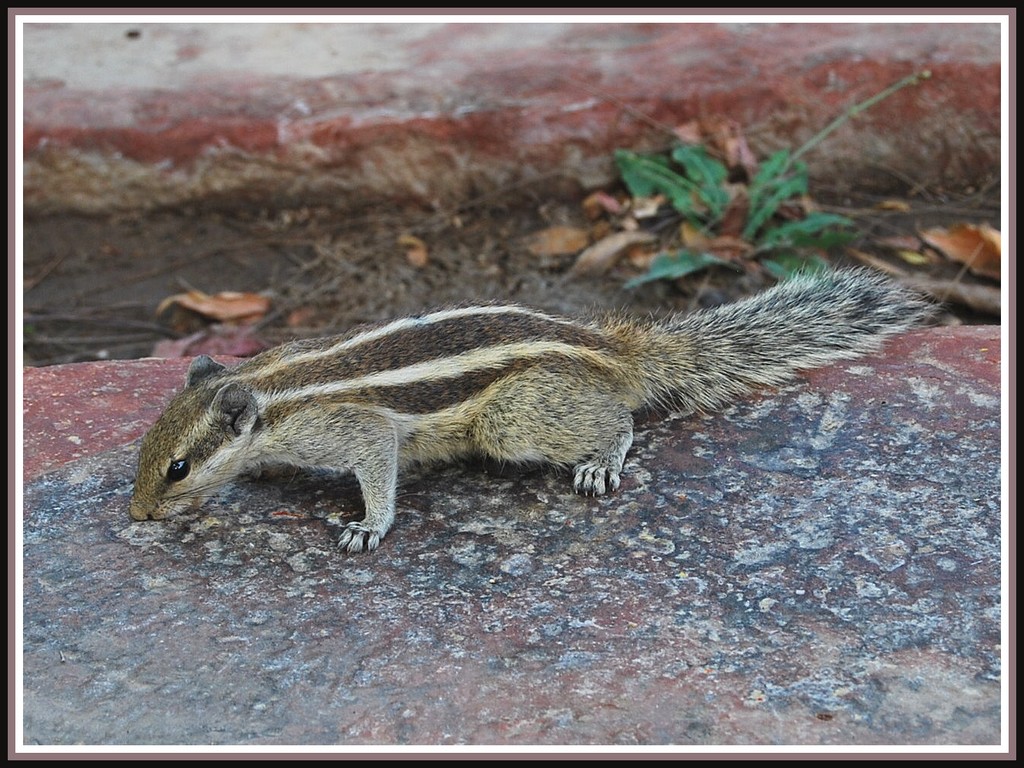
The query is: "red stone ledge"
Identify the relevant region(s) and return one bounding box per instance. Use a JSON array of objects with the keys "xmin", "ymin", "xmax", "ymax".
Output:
[{"xmin": 22, "ymin": 21, "xmax": 1003, "ymax": 212}]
